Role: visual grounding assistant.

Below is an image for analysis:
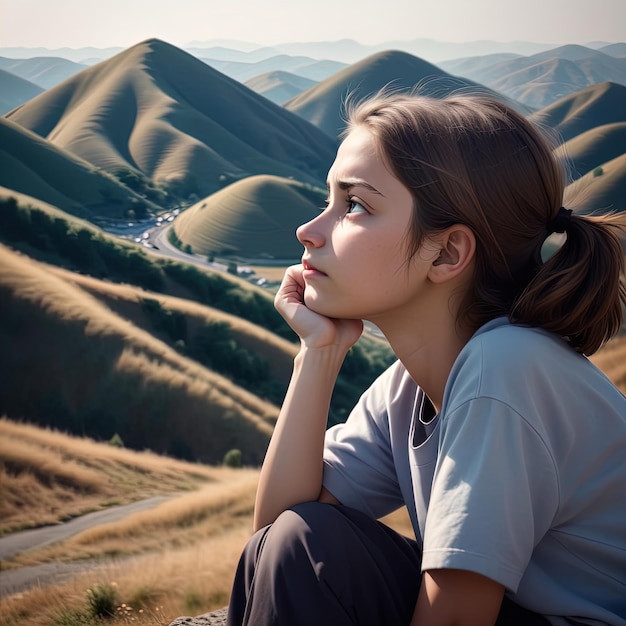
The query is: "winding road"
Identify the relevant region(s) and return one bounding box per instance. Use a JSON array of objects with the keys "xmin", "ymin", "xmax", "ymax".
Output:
[{"xmin": 0, "ymin": 496, "xmax": 173, "ymax": 596}]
